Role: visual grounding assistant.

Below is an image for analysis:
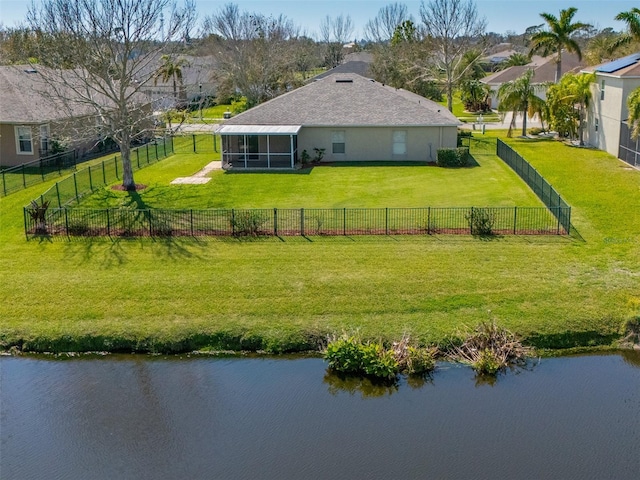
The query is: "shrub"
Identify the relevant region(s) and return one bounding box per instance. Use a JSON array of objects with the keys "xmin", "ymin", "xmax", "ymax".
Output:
[
  {"xmin": 360, "ymin": 343, "xmax": 398, "ymax": 379},
  {"xmin": 300, "ymin": 150, "xmax": 311, "ymax": 164},
  {"xmin": 465, "ymin": 207, "xmax": 495, "ymax": 236},
  {"xmin": 448, "ymin": 321, "xmax": 533, "ymax": 376},
  {"xmin": 528, "ymin": 127, "xmax": 545, "ymax": 136},
  {"xmin": 436, "ymin": 147, "xmax": 469, "ymax": 167},
  {"xmin": 27, "ymin": 200, "xmax": 50, "ymax": 234},
  {"xmin": 230, "ymin": 211, "xmax": 268, "ymax": 236},
  {"xmin": 324, "ymin": 335, "xmax": 364, "ymax": 374},
  {"xmin": 313, "ymin": 147, "xmax": 325, "ymax": 162},
  {"xmin": 67, "ymin": 219, "xmax": 90, "ymax": 236}
]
